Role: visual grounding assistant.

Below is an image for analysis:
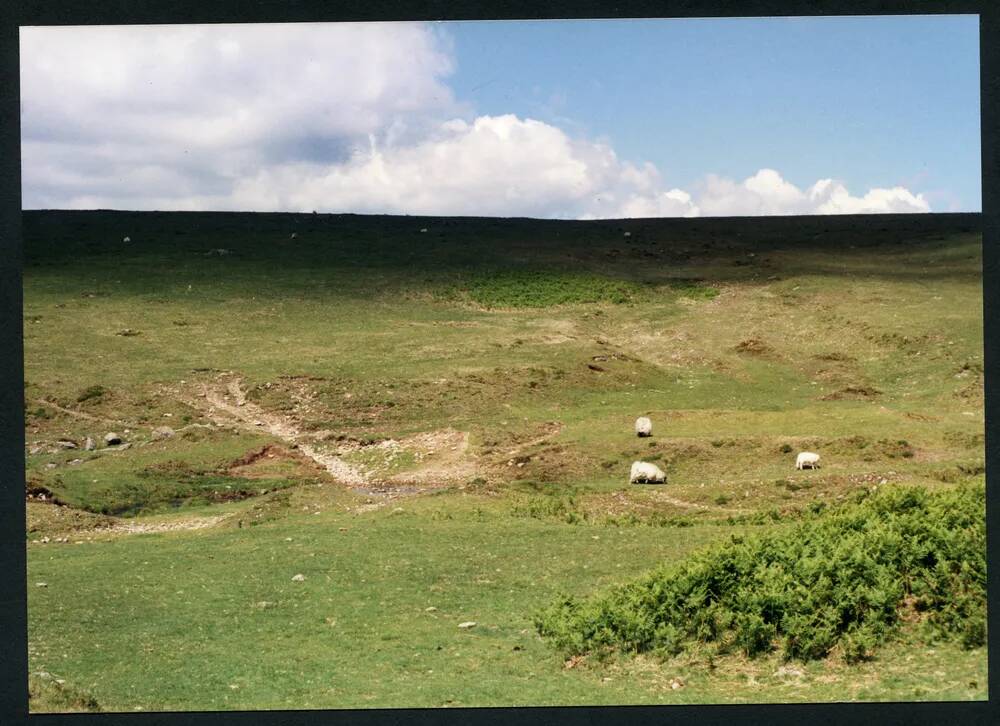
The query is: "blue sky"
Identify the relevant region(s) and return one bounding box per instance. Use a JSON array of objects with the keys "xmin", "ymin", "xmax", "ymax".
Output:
[
  {"xmin": 20, "ymin": 15, "xmax": 981, "ymax": 216},
  {"xmin": 446, "ymin": 16, "xmax": 981, "ymax": 213}
]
